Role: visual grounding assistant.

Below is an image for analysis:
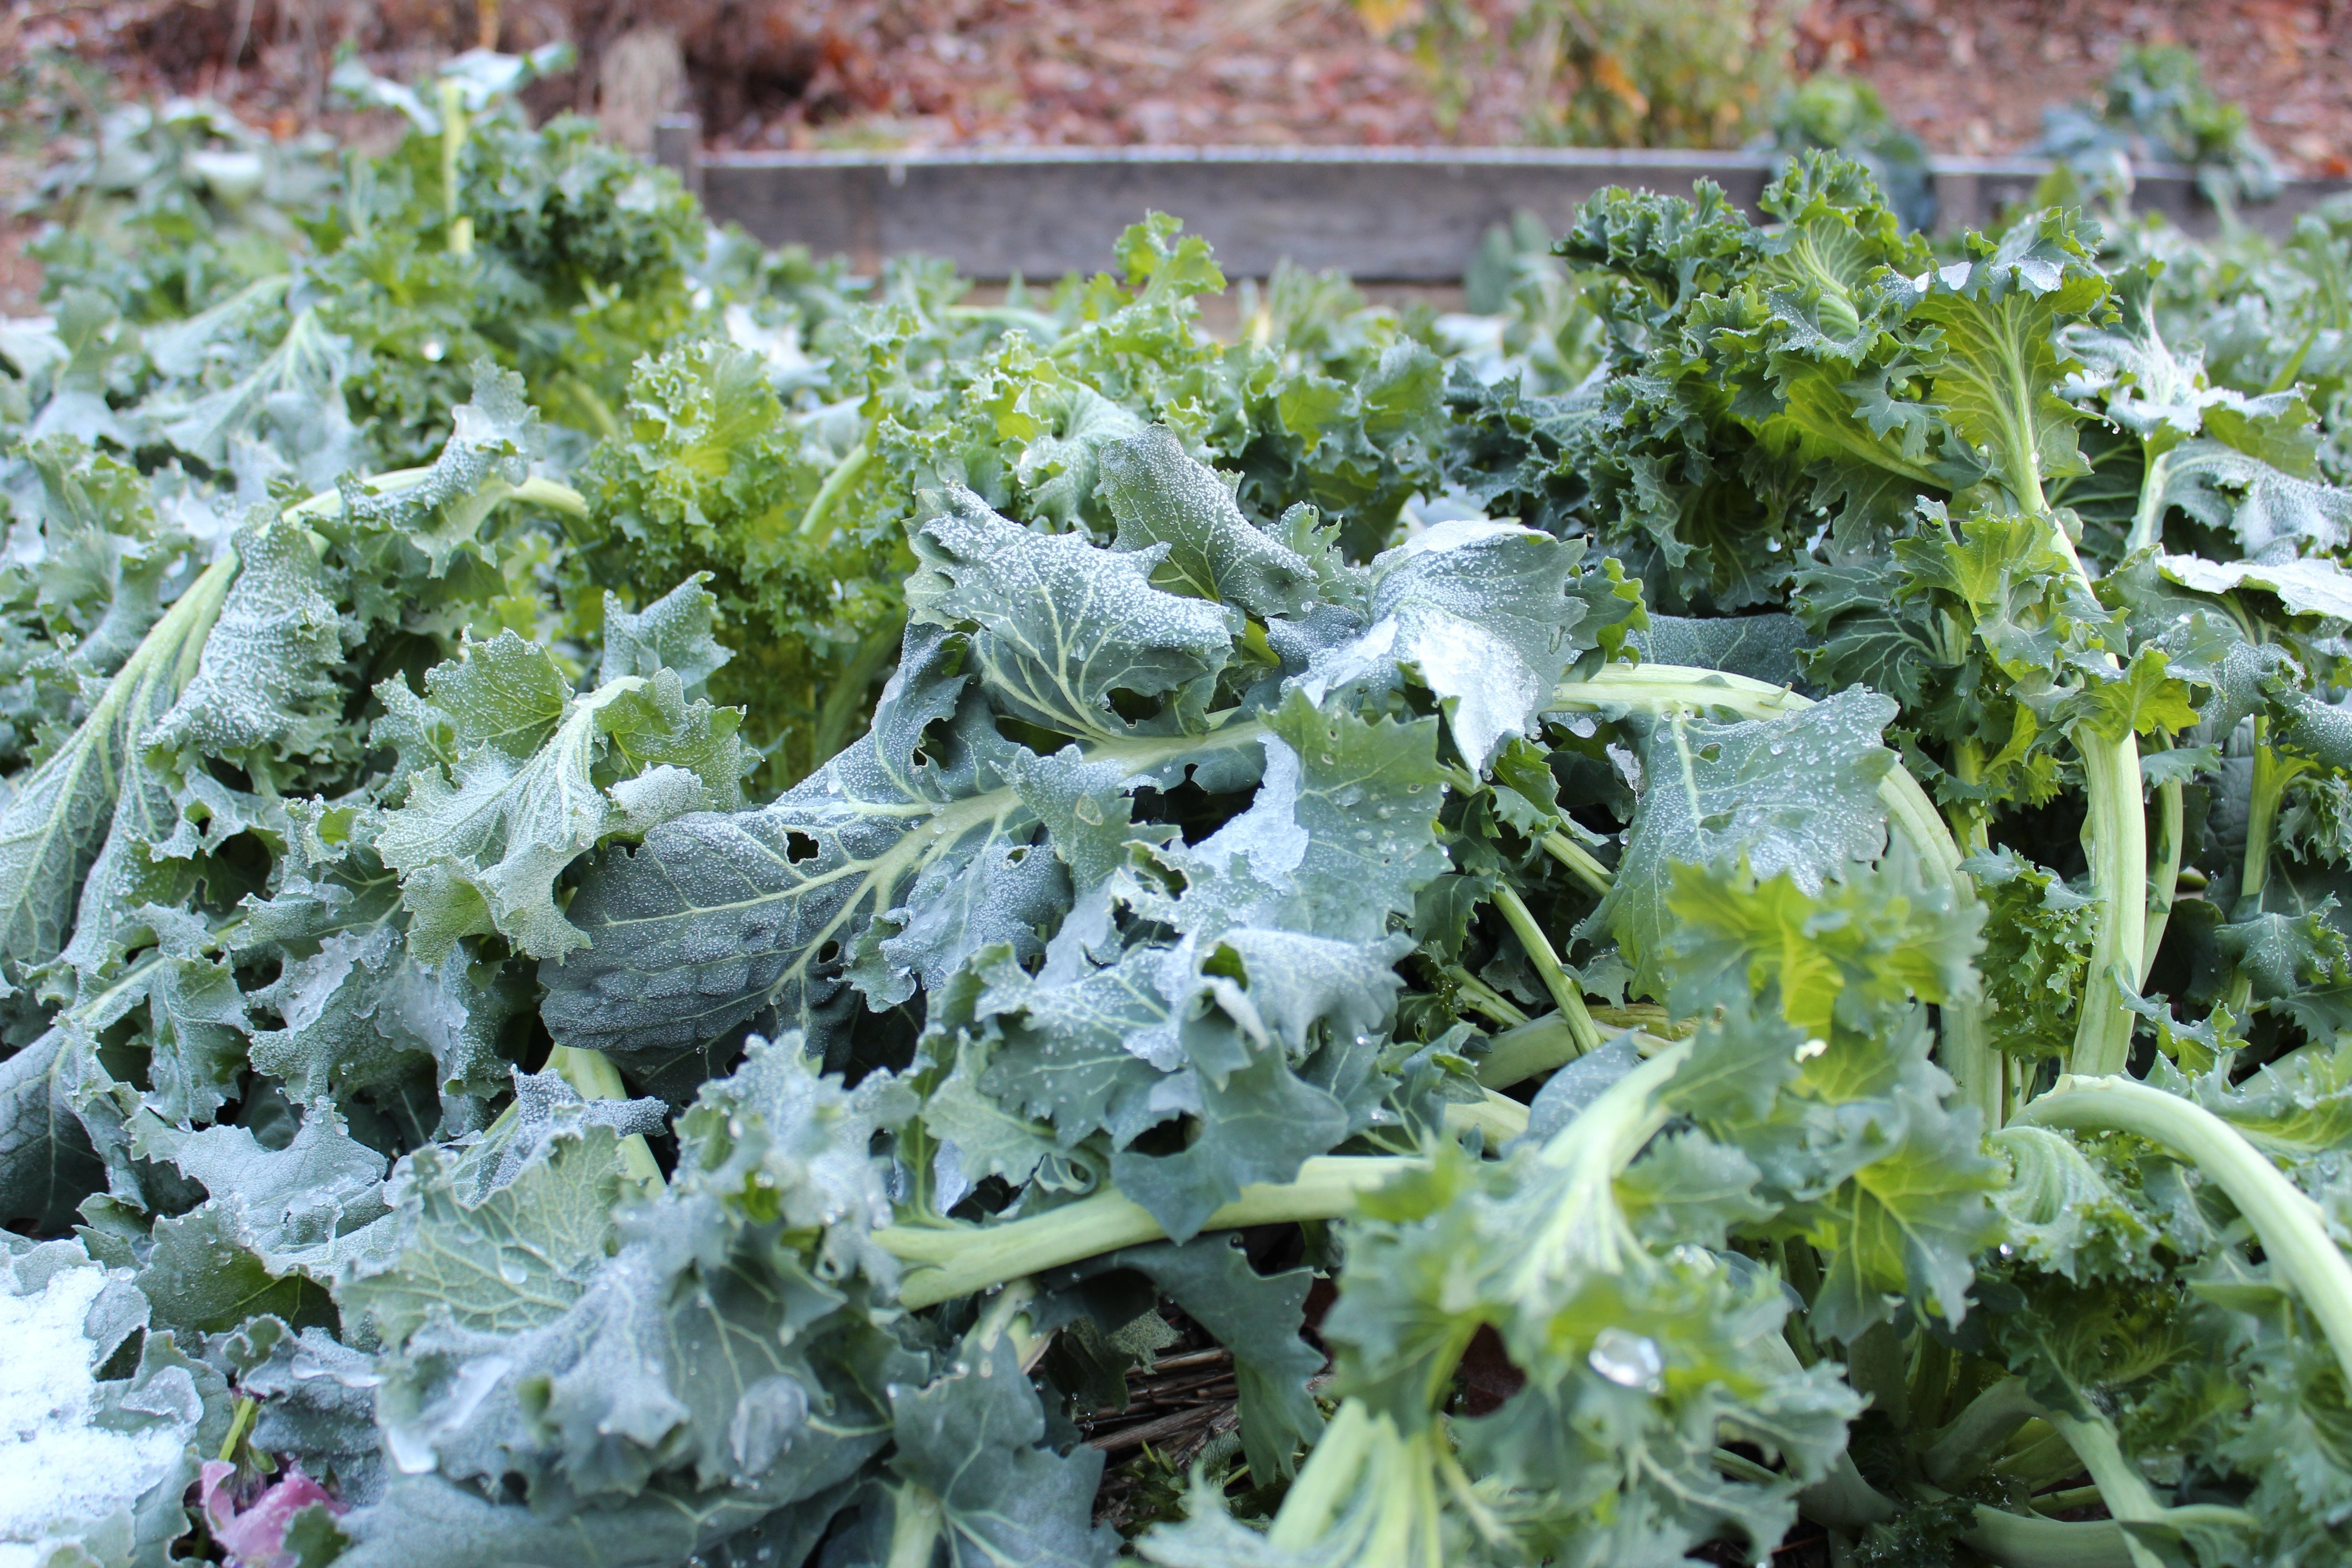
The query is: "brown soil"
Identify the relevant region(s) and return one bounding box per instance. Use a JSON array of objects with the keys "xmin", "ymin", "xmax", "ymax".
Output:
[
  {"xmin": 0, "ymin": 0, "xmax": 2347, "ymax": 308},
  {"xmin": 1799, "ymin": 0, "xmax": 2351, "ymax": 175},
  {"xmin": 9, "ymin": 0, "xmax": 2344, "ymax": 164}
]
